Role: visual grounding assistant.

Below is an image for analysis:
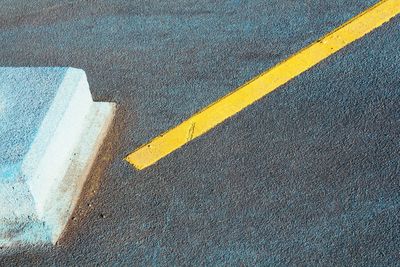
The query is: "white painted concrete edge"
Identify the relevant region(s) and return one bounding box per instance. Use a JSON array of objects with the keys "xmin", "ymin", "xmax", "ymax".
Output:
[{"xmin": 46, "ymin": 101, "xmax": 115, "ymax": 243}]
